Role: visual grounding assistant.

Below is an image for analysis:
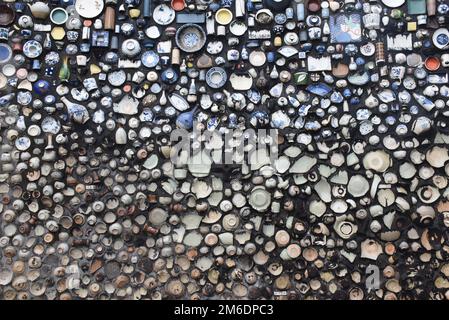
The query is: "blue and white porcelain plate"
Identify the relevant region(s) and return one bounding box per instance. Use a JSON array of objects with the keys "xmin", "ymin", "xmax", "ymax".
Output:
[
  {"xmin": 141, "ymin": 51, "xmax": 160, "ymax": 68},
  {"xmin": 23, "ymin": 40, "xmax": 43, "ymax": 59},
  {"xmin": 206, "ymin": 67, "xmax": 227, "ymax": 89}
]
